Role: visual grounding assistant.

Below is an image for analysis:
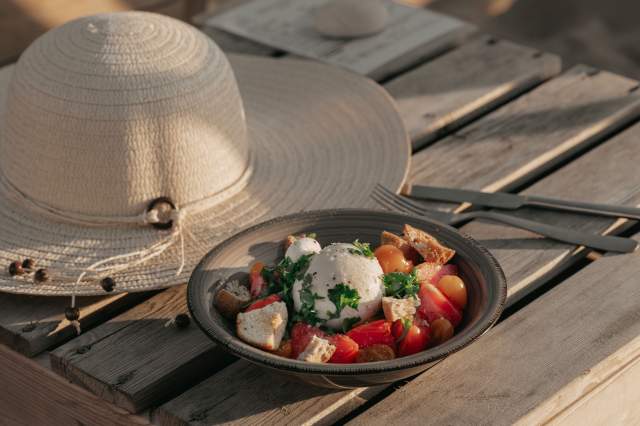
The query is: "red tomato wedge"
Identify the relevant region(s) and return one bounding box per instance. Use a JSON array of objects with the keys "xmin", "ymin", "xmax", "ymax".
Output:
[
  {"xmin": 391, "ymin": 319, "xmax": 405, "ymax": 340},
  {"xmin": 249, "ymin": 262, "xmax": 266, "ymax": 298},
  {"xmin": 398, "ymin": 323, "xmax": 431, "ymax": 357},
  {"xmin": 245, "ymin": 294, "xmax": 281, "ymax": 312},
  {"xmin": 291, "ymin": 323, "xmax": 324, "ymax": 358},
  {"xmin": 347, "ymin": 320, "xmax": 396, "ymax": 349},
  {"xmin": 418, "ymin": 283, "xmax": 462, "ymax": 327},
  {"xmin": 328, "ymin": 334, "xmax": 359, "ymax": 363},
  {"xmin": 429, "ymin": 264, "xmax": 459, "ymax": 285}
]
